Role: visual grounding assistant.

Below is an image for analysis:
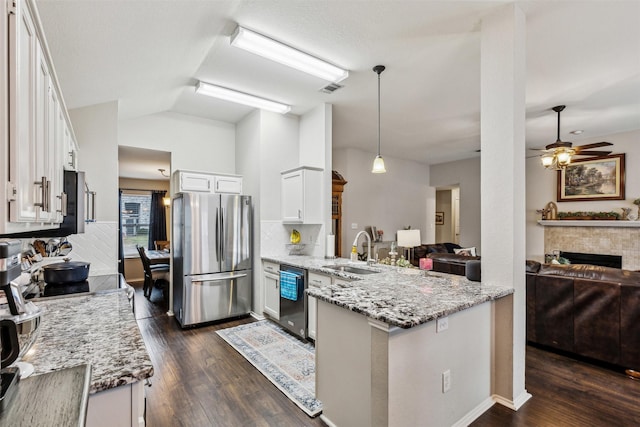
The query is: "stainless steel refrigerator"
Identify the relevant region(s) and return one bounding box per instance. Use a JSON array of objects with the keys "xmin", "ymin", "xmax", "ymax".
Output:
[{"xmin": 172, "ymin": 193, "xmax": 252, "ymax": 327}]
